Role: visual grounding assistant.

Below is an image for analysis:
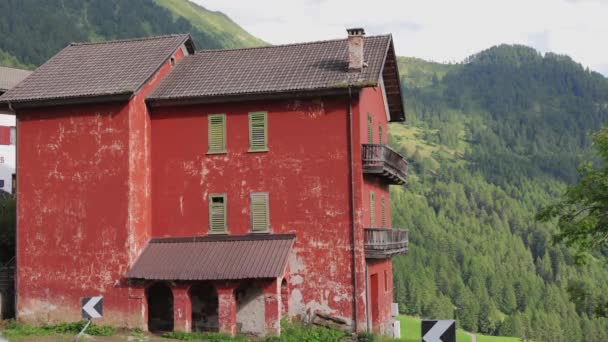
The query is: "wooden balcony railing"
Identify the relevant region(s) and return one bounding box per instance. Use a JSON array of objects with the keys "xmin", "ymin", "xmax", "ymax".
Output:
[
  {"xmin": 362, "ymin": 144, "xmax": 408, "ymax": 185},
  {"xmin": 364, "ymin": 228, "xmax": 409, "ymax": 259}
]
